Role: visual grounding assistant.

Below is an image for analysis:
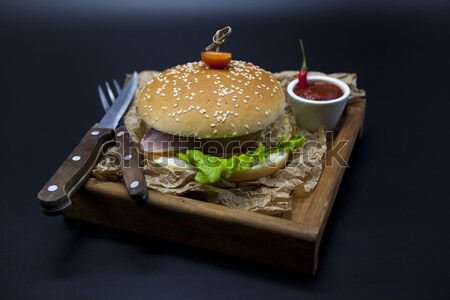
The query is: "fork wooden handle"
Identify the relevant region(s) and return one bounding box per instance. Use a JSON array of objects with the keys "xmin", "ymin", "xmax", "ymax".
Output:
[
  {"xmin": 115, "ymin": 126, "xmax": 148, "ymax": 204},
  {"xmin": 38, "ymin": 126, "xmax": 115, "ymax": 215}
]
